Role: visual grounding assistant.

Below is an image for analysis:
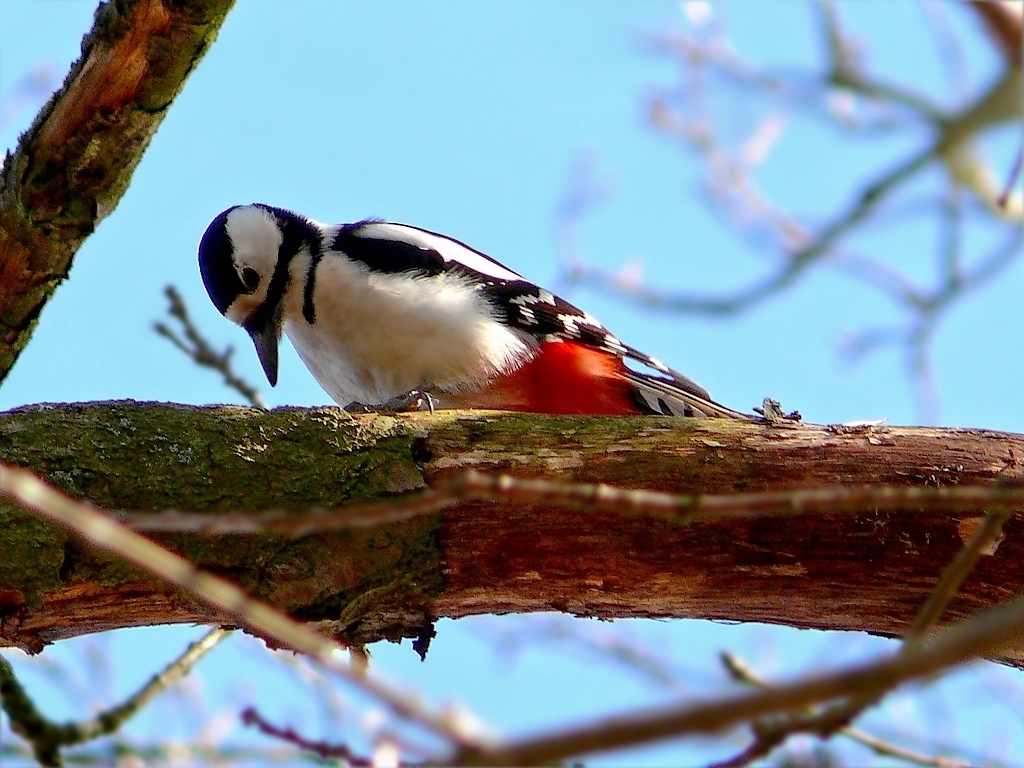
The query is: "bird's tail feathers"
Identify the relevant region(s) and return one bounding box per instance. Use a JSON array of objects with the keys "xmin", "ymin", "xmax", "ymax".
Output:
[{"xmin": 623, "ymin": 370, "xmax": 752, "ymax": 420}]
